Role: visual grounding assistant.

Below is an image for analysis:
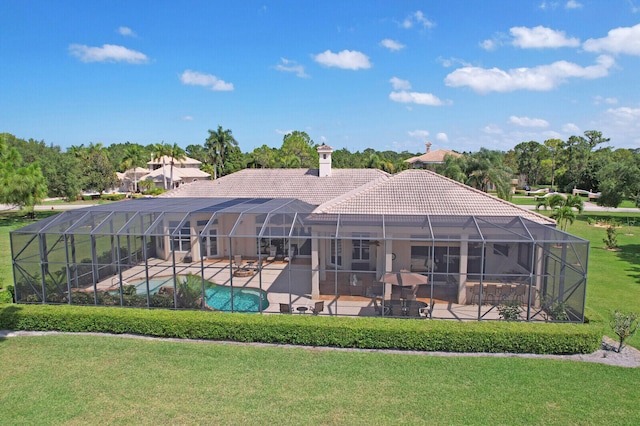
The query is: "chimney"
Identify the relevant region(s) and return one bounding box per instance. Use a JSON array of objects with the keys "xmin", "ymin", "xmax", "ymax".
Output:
[
  {"xmin": 425, "ymin": 141, "xmax": 432, "ymax": 153},
  {"xmin": 317, "ymin": 143, "xmax": 333, "ymax": 177}
]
